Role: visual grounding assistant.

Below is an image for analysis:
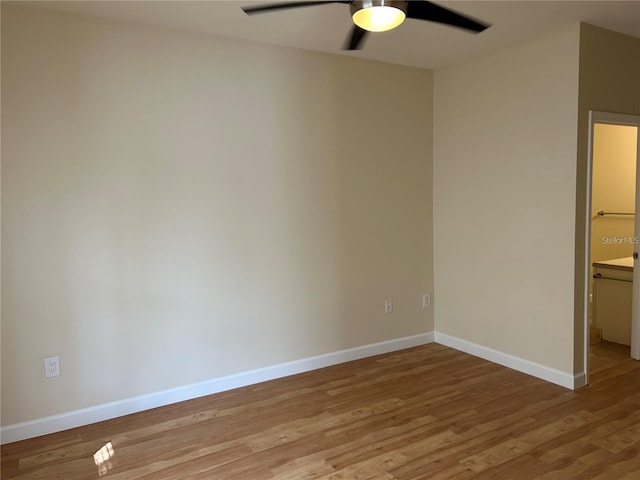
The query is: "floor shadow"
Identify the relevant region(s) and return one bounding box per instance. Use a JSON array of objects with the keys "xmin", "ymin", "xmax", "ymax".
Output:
[{"xmin": 589, "ymin": 340, "xmax": 632, "ymax": 375}]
